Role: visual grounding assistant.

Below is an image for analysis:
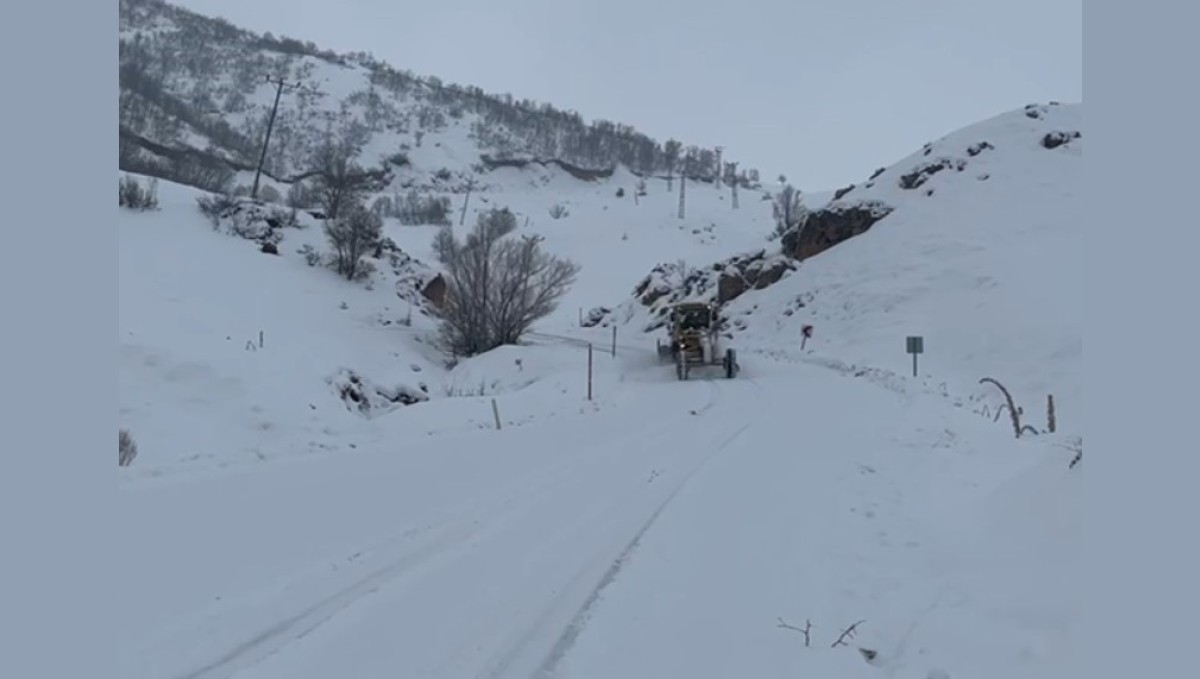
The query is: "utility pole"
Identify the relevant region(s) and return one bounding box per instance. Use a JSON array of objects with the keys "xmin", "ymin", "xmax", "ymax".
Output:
[
  {"xmin": 714, "ymin": 146, "xmax": 723, "ymax": 189},
  {"xmin": 459, "ymin": 177, "xmax": 475, "ymax": 226},
  {"xmin": 678, "ymin": 171, "xmax": 686, "ymax": 219},
  {"xmin": 730, "ymin": 162, "xmax": 740, "ymax": 210},
  {"xmin": 251, "ymin": 75, "xmax": 298, "ymax": 200}
]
